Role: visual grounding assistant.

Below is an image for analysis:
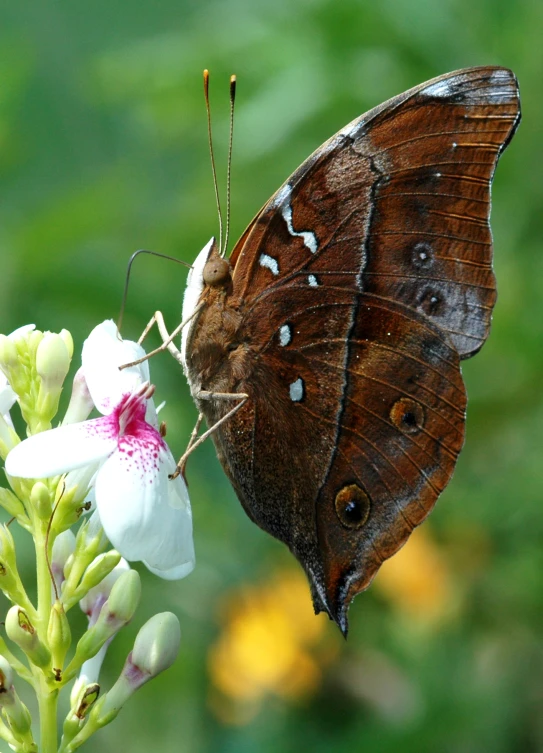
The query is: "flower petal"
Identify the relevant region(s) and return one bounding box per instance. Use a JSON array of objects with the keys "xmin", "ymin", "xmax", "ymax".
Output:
[
  {"xmin": 8, "ymin": 324, "xmax": 36, "ymax": 341},
  {"xmin": 94, "ymin": 438, "xmax": 194, "ymax": 580},
  {"xmin": 82, "ymin": 320, "xmax": 150, "ymax": 415},
  {"xmin": 0, "ymin": 373, "xmax": 16, "ymax": 417},
  {"xmin": 5, "ymin": 418, "xmax": 118, "ymax": 478}
]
